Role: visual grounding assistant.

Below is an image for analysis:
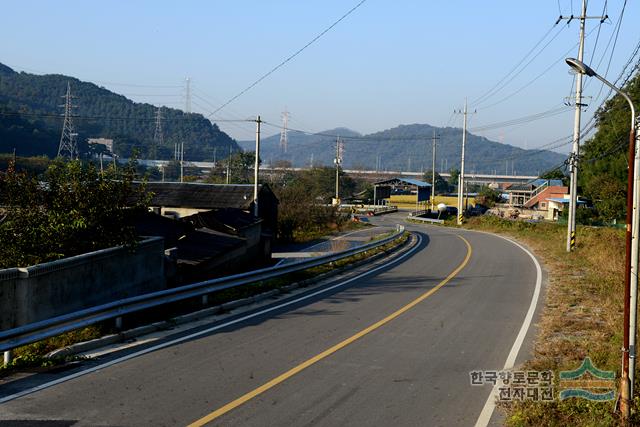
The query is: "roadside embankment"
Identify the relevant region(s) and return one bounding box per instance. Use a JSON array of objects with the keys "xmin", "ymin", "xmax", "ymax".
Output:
[{"xmin": 462, "ymin": 216, "xmax": 633, "ymax": 426}]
